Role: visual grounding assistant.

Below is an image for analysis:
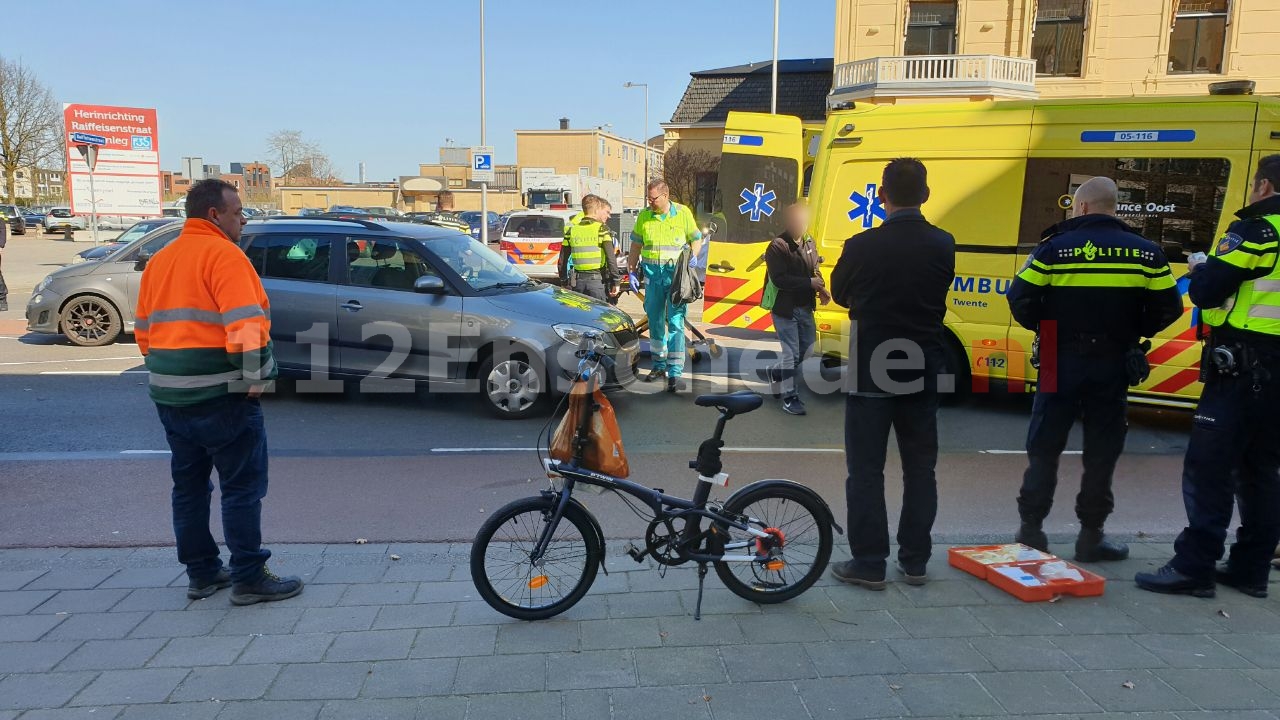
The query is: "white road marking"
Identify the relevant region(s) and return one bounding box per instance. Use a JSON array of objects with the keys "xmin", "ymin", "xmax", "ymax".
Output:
[
  {"xmin": 430, "ymin": 447, "xmax": 538, "ymax": 453},
  {"xmin": 0, "ymin": 355, "xmax": 140, "ymax": 366},
  {"xmin": 982, "ymin": 449, "xmax": 1083, "ymax": 455},
  {"xmin": 120, "ymin": 450, "xmax": 170, "ymax": 455},
  {"xmin": 39, "ymin": 370, "xmax": 147, "ymax": 376},
  {"xmin": 723, "ymin": 447, "xmax": 844, "ymax": 453}
]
